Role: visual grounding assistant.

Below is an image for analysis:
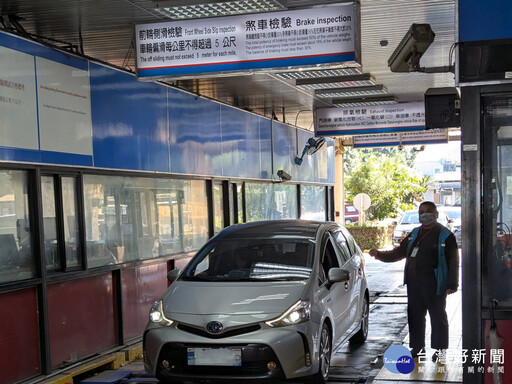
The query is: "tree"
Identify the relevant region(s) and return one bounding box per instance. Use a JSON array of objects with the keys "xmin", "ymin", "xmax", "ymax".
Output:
[{"xmin": 344, "ymin": 149, "xmax": 429, "ymax": 220}]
